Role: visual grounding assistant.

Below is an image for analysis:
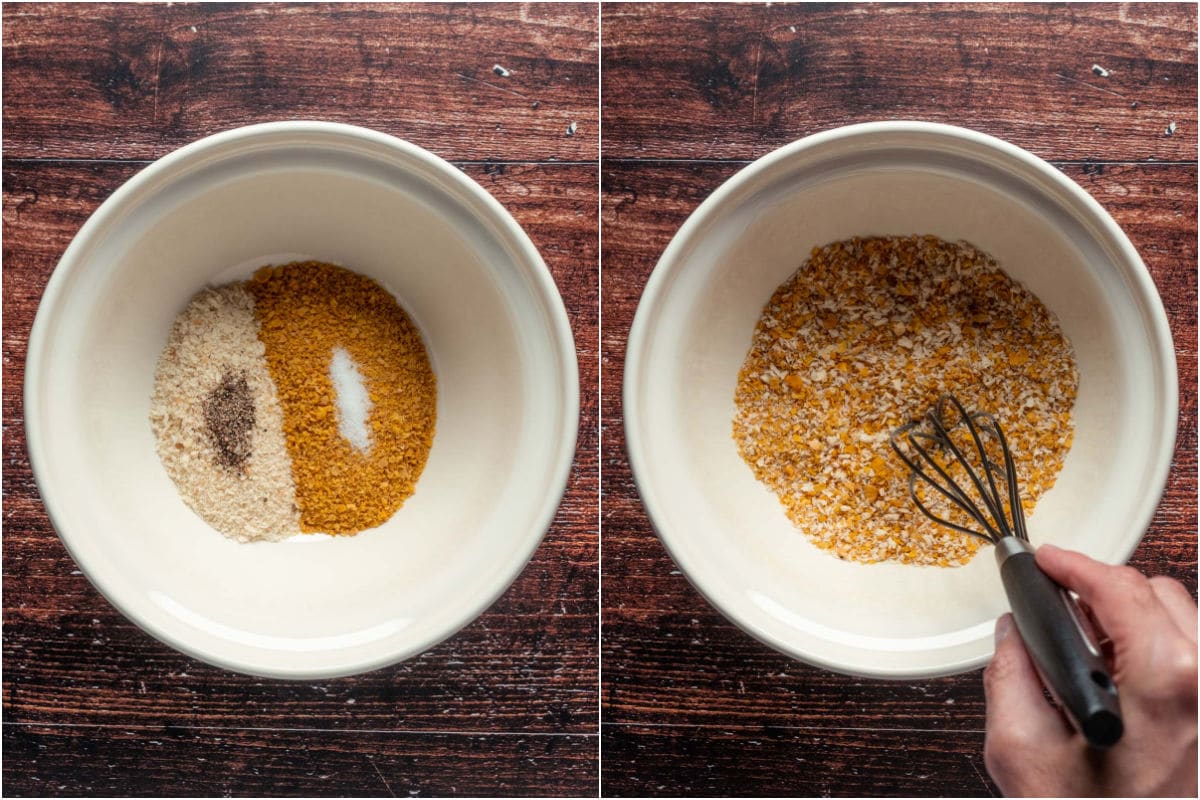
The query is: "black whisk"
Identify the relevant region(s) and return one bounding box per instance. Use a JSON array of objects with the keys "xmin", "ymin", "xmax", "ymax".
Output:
[{"xmin": 891, "ymin": 394, "xmax": 1123, "ymax": 749}]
